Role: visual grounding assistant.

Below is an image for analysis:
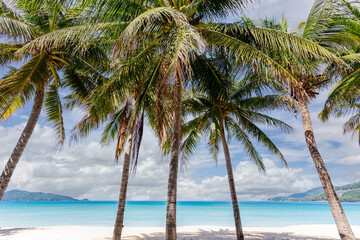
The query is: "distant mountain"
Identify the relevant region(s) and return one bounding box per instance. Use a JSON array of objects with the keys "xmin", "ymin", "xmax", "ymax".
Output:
[
  {"xmin": 269, "ymin": 181, "xmax": 360, "ymax": 202},
  {"xmin": 3, "ymin": 190, "xmax": 89, "ymax": 202}
]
